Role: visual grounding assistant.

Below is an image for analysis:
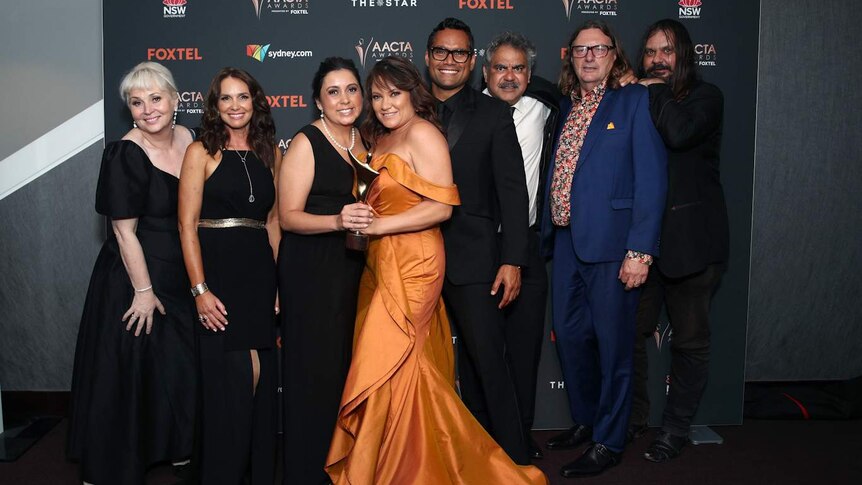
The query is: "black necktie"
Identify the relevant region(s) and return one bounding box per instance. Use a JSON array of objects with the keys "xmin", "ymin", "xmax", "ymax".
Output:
[
  {"xmin": 510, "ymin": 106, "xmax": 516, "ymax": 117},
  {"xmin": 437, "ymin": 102, "xmax": 450, "ymax": 128}
]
